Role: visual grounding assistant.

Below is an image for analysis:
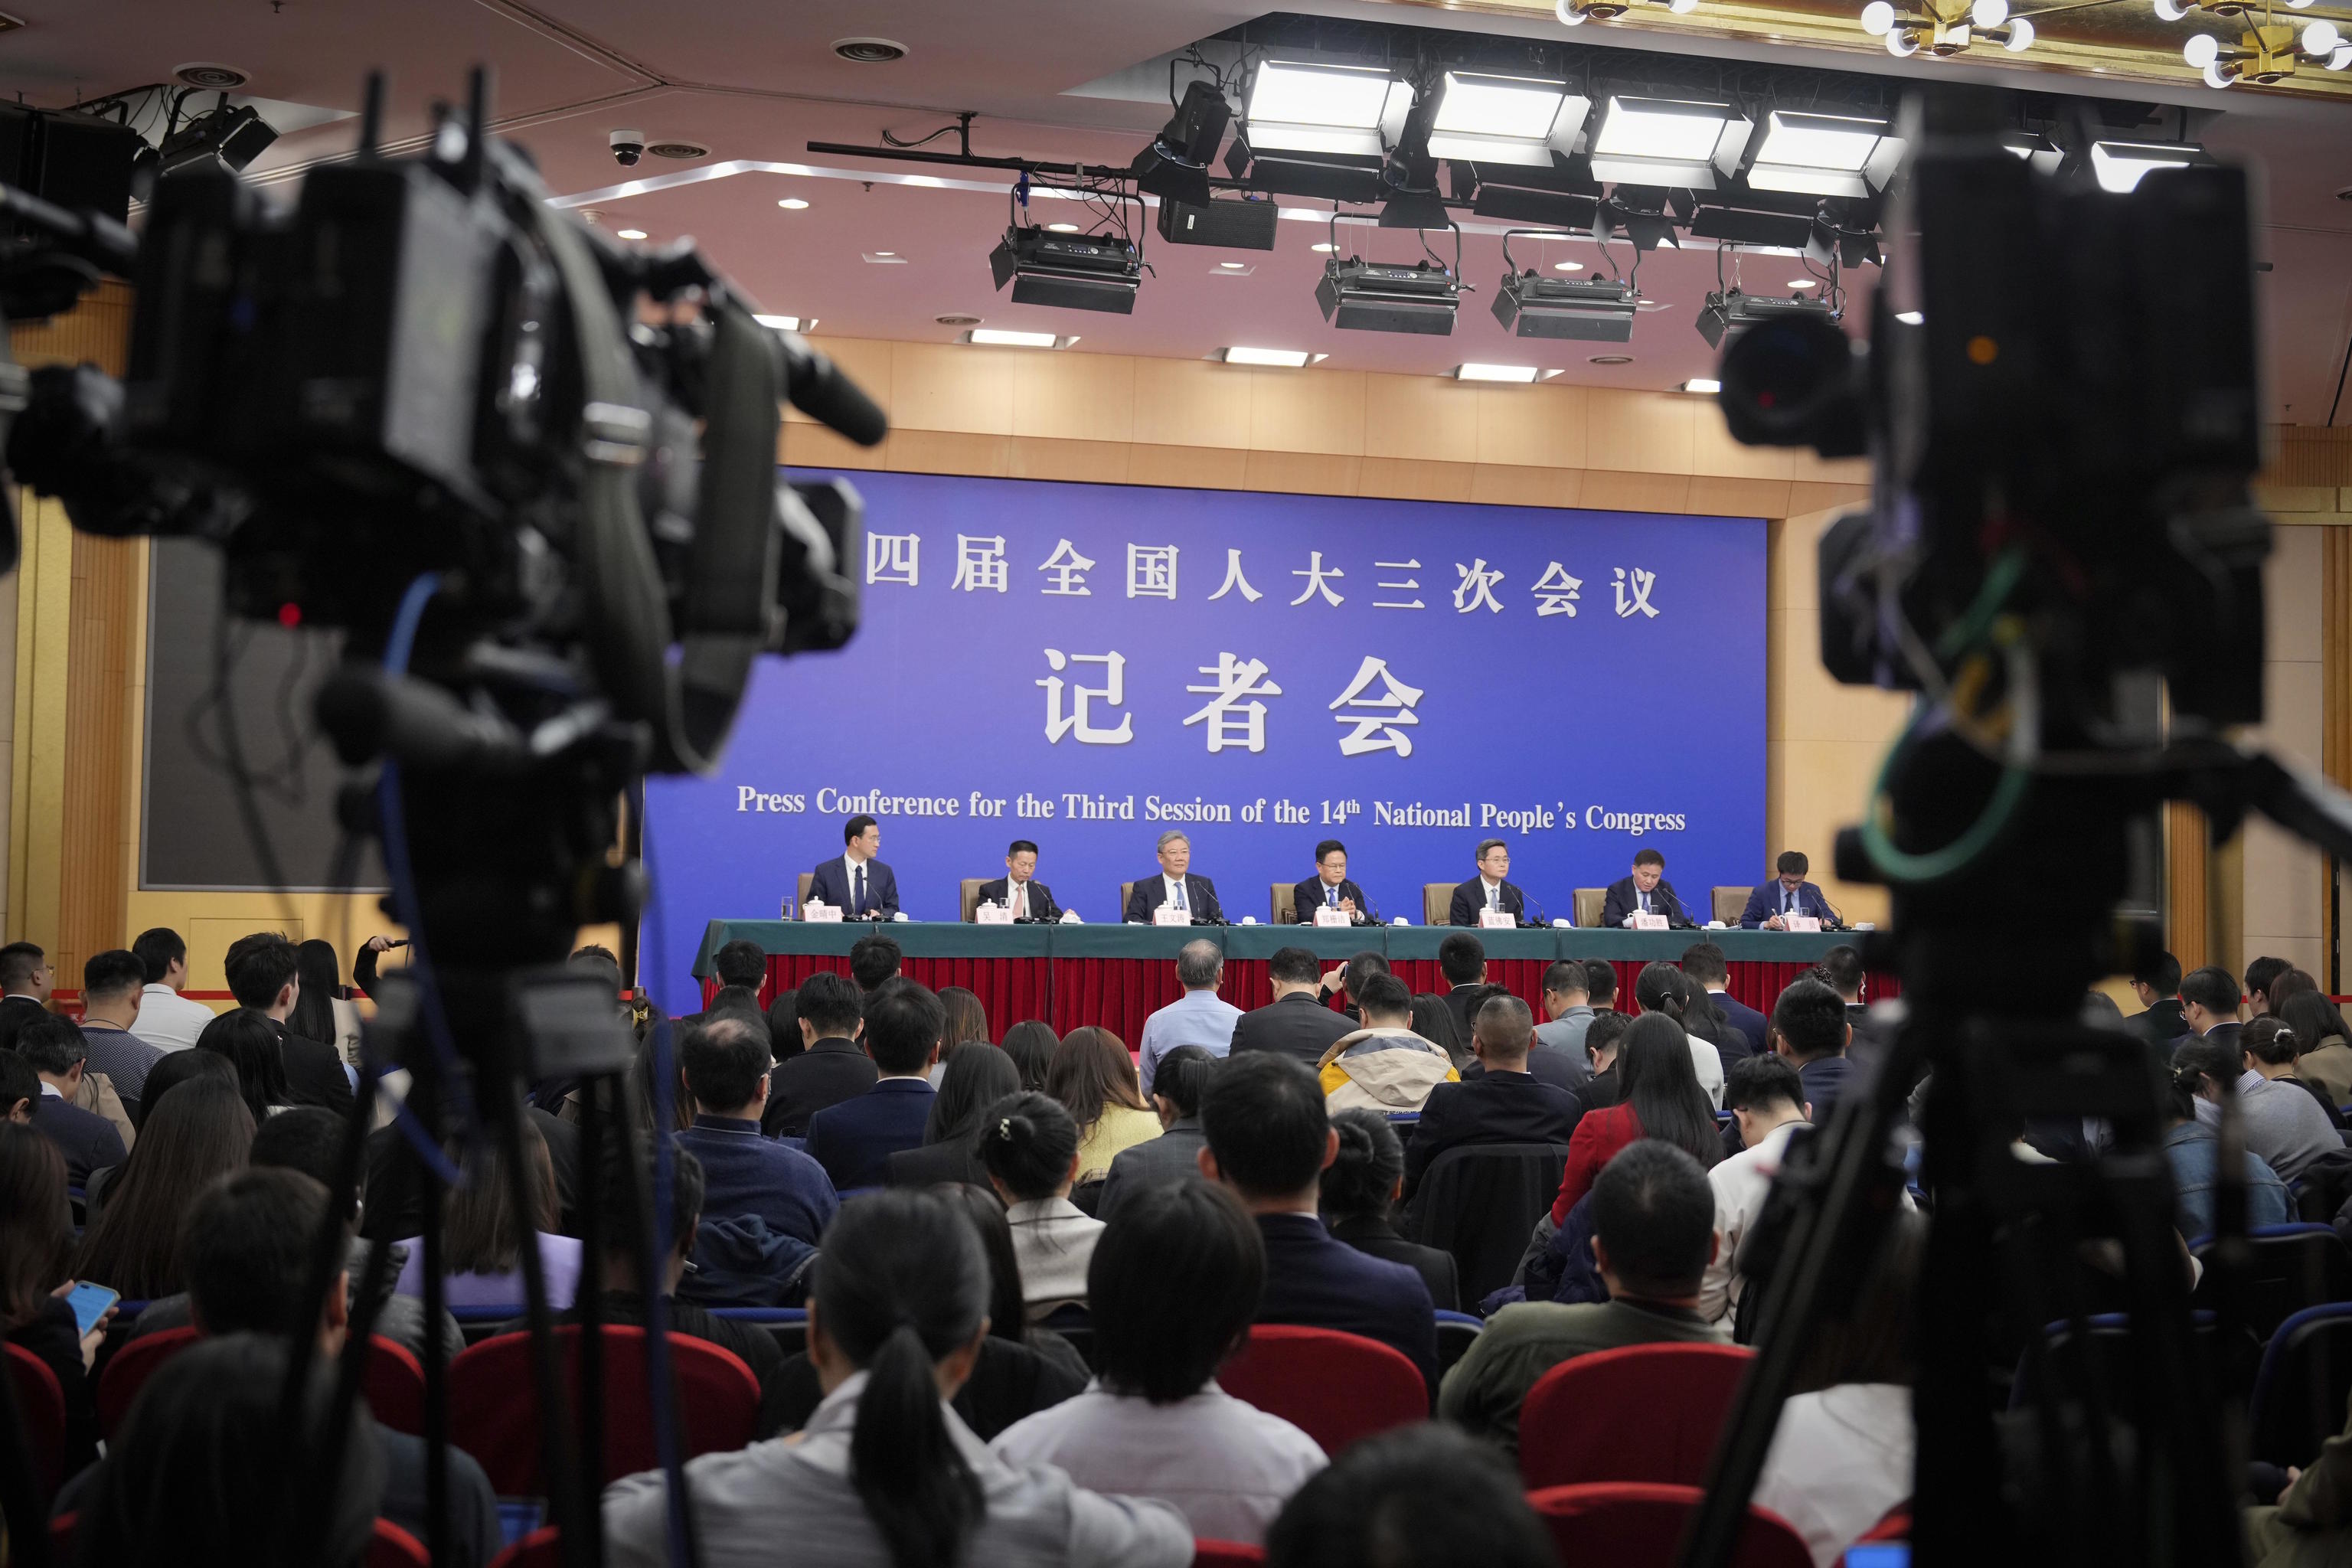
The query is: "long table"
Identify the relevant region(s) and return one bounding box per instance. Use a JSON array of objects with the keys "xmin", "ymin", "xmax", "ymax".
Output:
[{"xmin": 692, "ymin": 920, "xmax": 1896, "ymax": 1046}]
